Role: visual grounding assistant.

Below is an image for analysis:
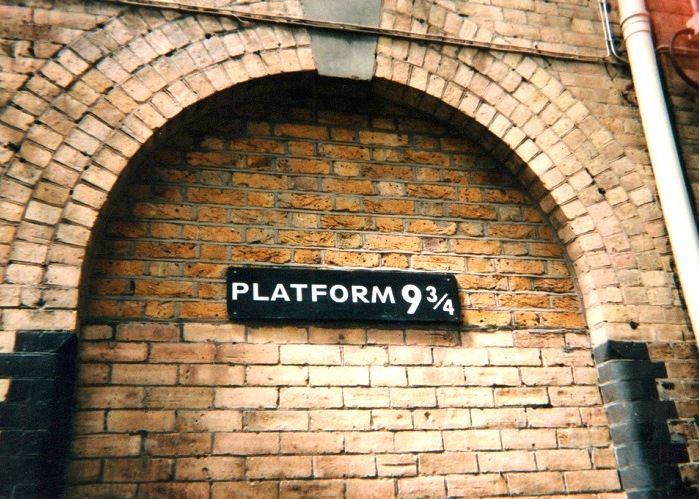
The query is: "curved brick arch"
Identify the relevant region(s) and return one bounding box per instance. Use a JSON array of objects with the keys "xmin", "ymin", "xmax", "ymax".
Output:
[
  {"xmin": 372, "ymin": 46, "xmax": 650, "ymax": 345},
  {"xmin": 0, "ymin": 6, "xmax": 686, "ymax": 350}
]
